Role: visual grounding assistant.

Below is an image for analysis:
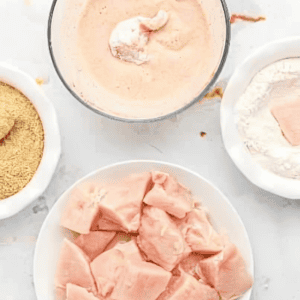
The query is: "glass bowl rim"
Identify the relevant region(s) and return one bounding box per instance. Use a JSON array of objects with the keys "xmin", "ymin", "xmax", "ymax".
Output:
[{"xmin": 47, "ymin": 0, "xmax": 231, "ymax": 123}]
